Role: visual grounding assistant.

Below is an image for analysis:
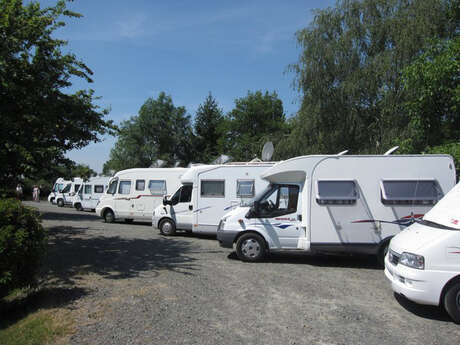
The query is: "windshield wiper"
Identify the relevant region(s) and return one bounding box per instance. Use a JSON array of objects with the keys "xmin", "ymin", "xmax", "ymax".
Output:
[{"xmin": 419, "ymin": 219, "xmax": 458, "ymax": 230}]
